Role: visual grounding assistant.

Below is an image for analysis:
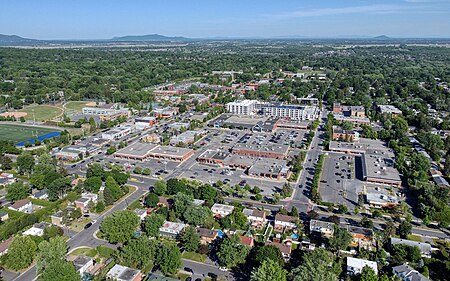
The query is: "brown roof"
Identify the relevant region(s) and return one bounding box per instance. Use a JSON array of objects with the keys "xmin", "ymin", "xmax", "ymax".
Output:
[
  {"xmin": 275, "ymin": 214, "xmax": 297, "ymax": 223},
  {"xmin": 0, "ymin": 237, "xmax": 13, "ymax": 253},
  {"xmin": 266, "ymin": 241, "xmax": 292, "ymax": 255},
  {"xmin": 239, "ymin": 236, "xmax": 254, "ymax": 247},
  {"xmin": 252, "ymin": 210, "xmax": 266, "ymax": 219},
  {"xmin": 10, "ymin": 199, "xmax": 31, "ymax": 209},
  {"xmin": 197, "ymin": 228, "xmax": 218, "ymax": 239},
  {"xmin": 158, "ymin": 196, "xmax": 173, "ymax": 207}
]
